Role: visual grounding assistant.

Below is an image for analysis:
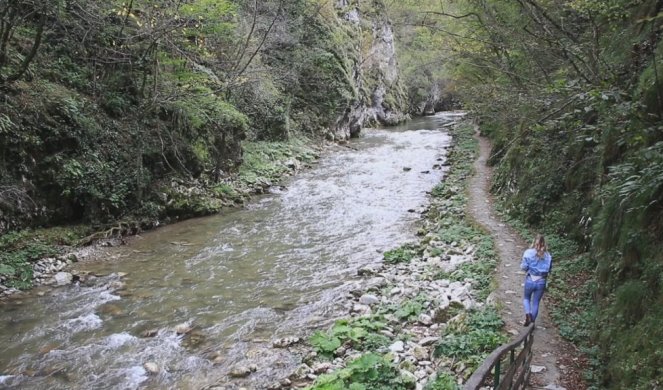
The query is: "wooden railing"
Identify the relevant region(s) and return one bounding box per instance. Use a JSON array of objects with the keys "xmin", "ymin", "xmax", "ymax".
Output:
[{"xmin": 464, "ymin": 323, "xmax": 535, "ymax": 390}]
